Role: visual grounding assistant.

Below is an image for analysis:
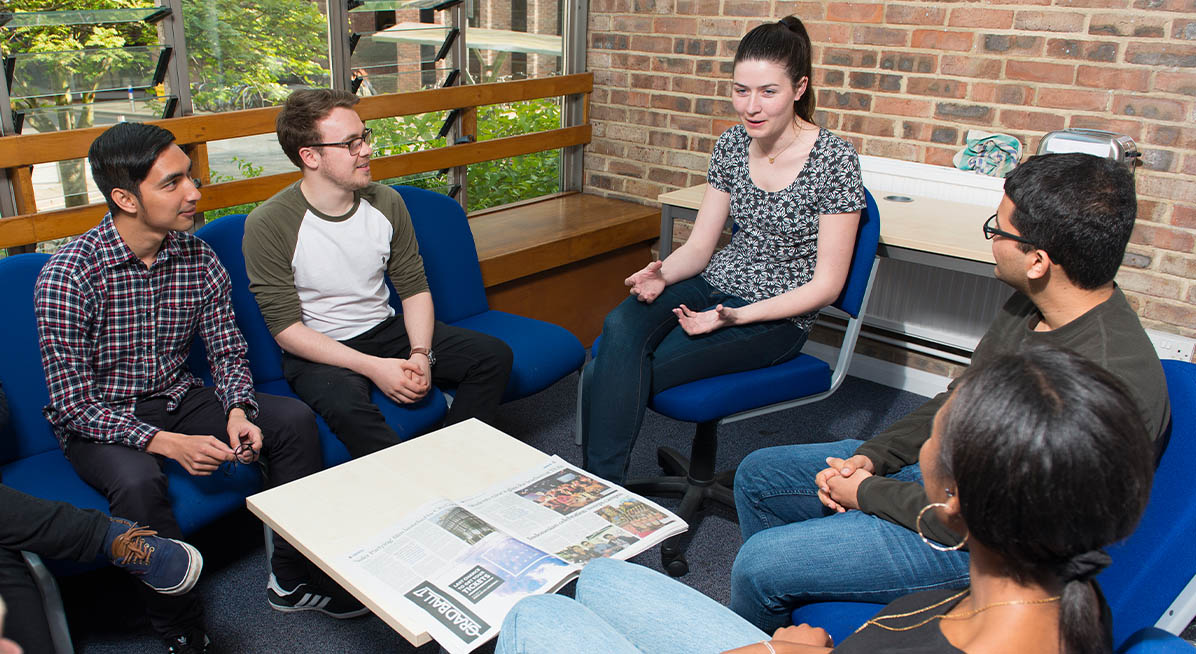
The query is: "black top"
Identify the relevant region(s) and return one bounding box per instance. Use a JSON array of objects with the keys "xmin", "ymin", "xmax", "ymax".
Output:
[{"xmin": 835, "ymin": 588, "xmax": 967, "ymax": 653}]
